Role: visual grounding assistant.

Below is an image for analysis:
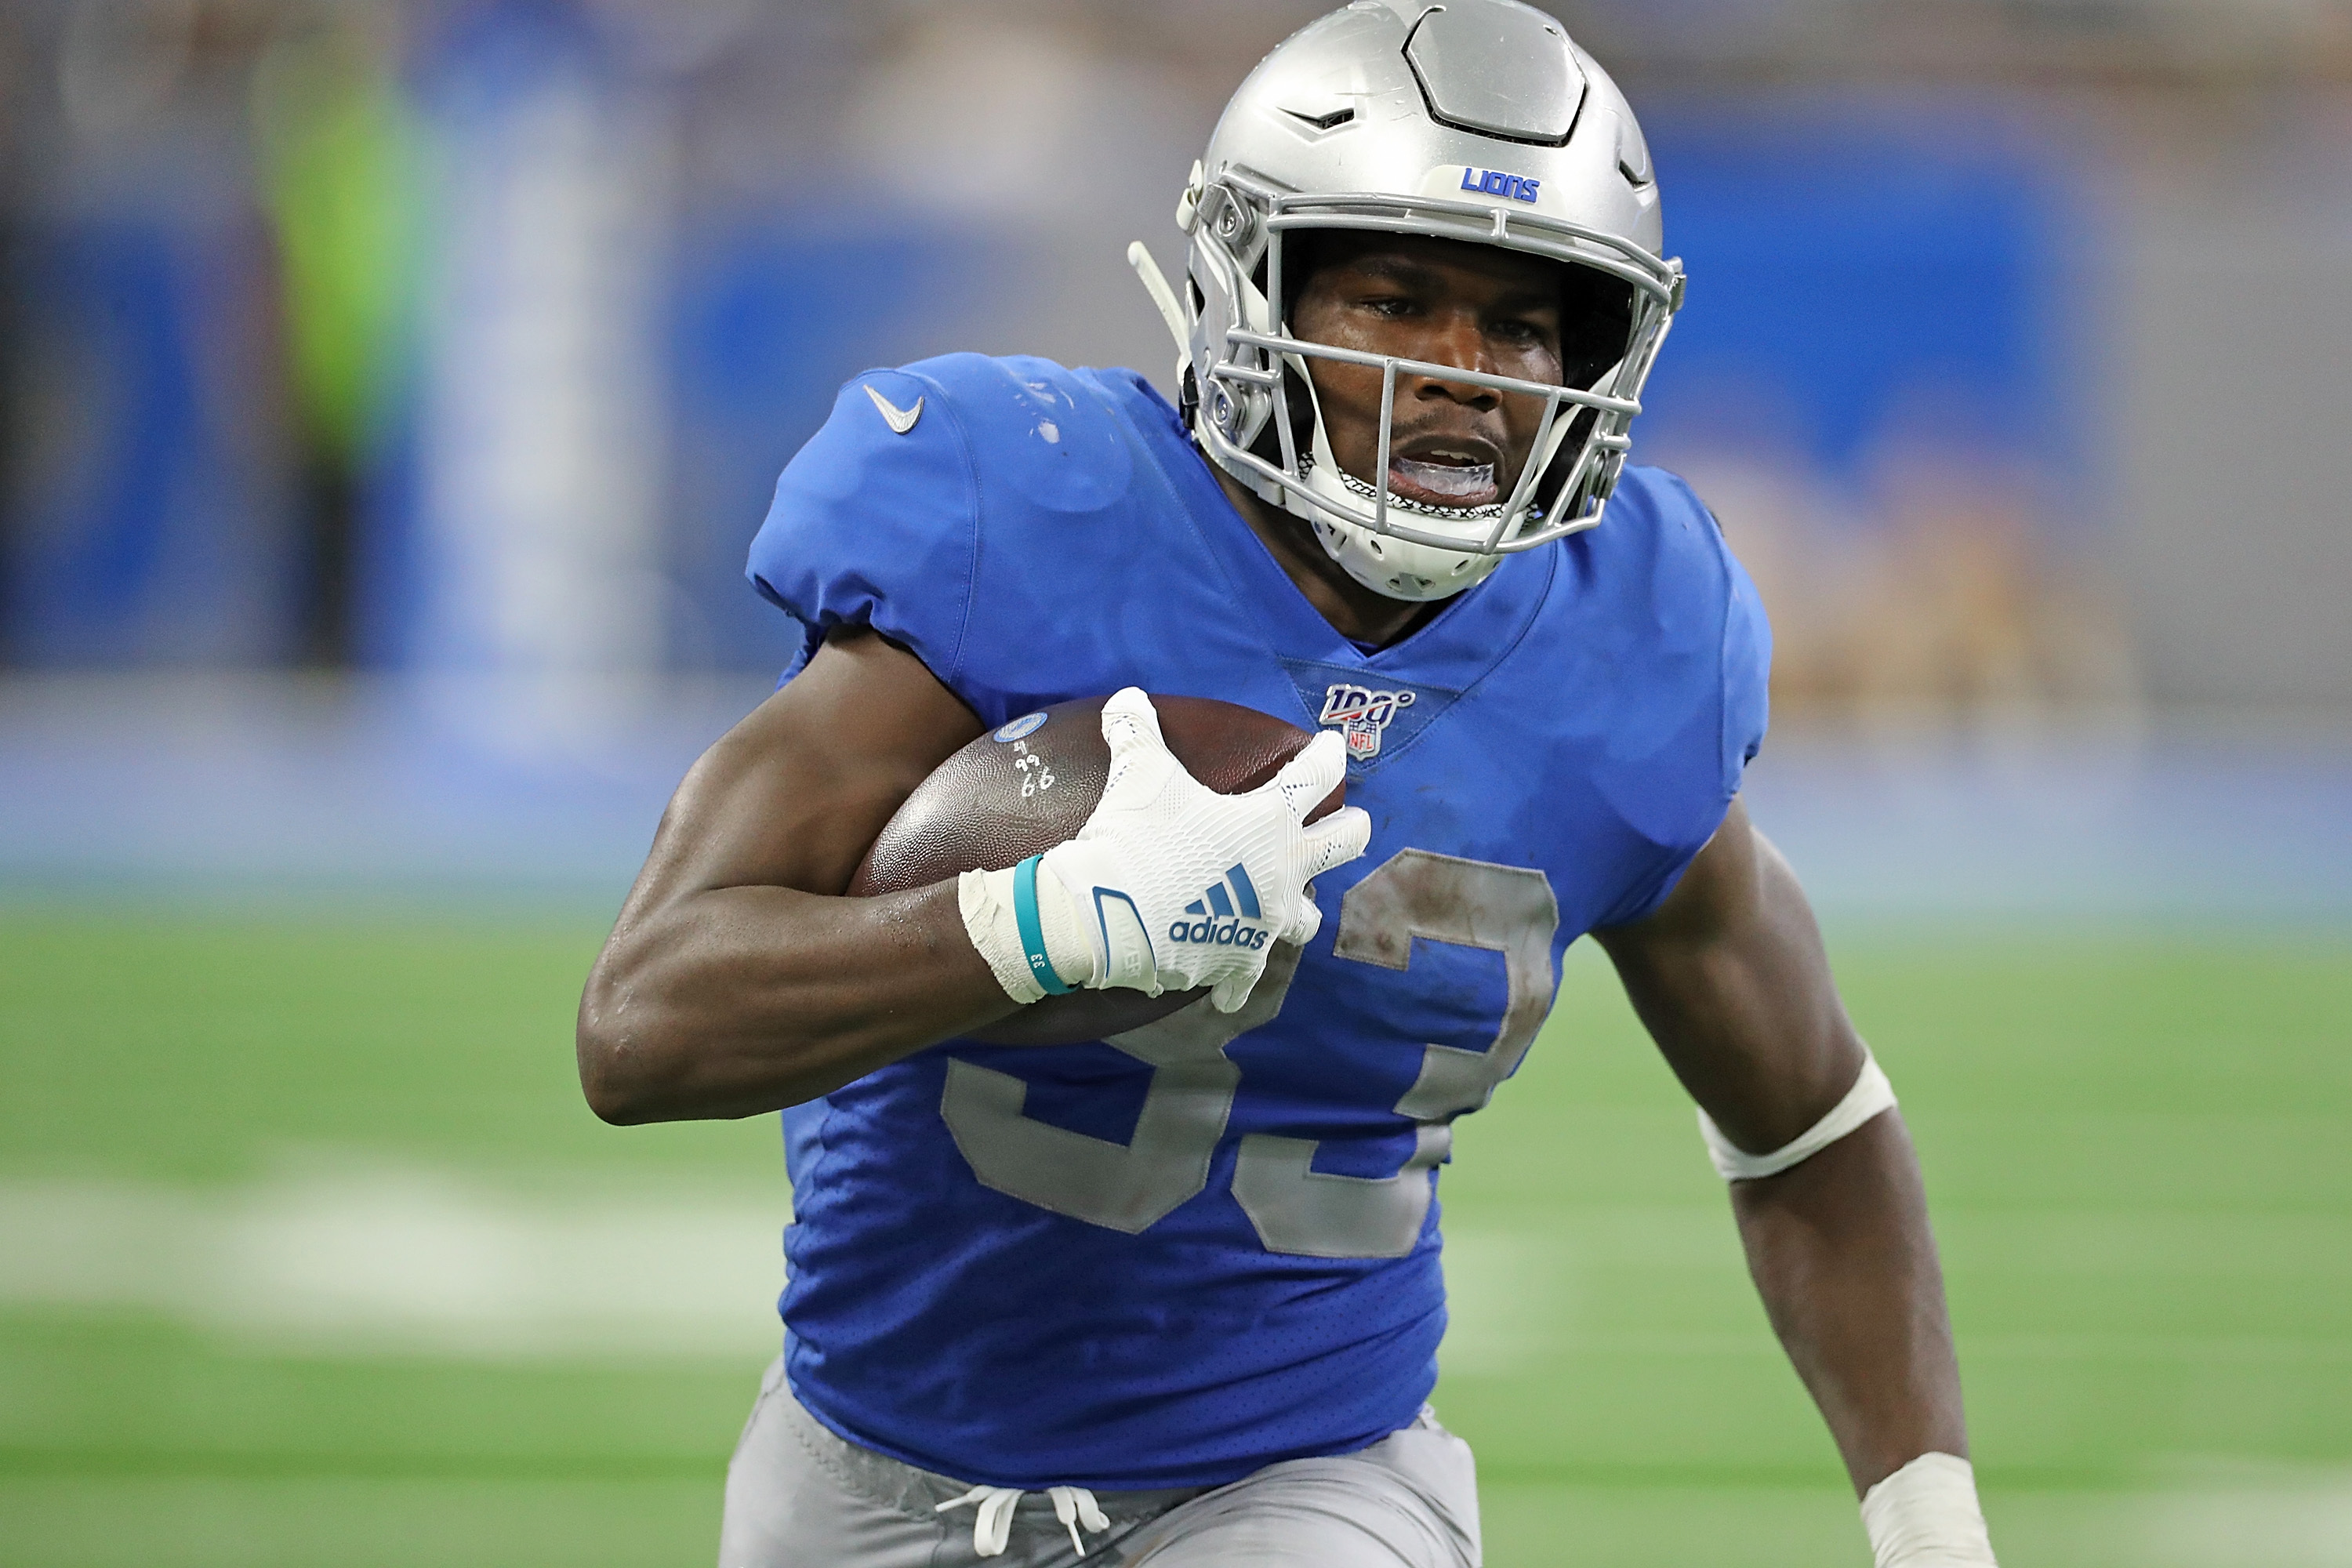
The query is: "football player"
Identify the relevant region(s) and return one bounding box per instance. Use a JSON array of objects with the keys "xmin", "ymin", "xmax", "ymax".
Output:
[{"xmin": 578, "ymin": 3, "xmax": 1999, "ymax": 1564}]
